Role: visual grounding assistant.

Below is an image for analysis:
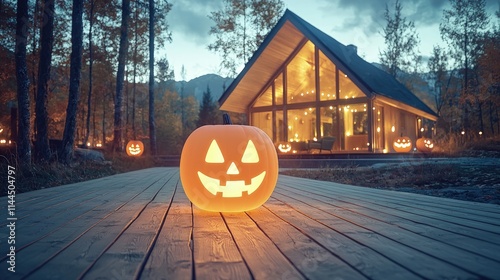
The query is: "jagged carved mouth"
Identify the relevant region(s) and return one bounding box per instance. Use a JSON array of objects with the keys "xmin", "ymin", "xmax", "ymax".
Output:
[
  {"xmin": 129, "ymin": 148, "xmax": 141, "ymax": 155},
  {"xmin": 394, "ymin": 142, "xmax": 411, "ymax": 149},
  {"xmin": 197, "ymin": 171, "xmax": 266, "ymax": 197}
]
